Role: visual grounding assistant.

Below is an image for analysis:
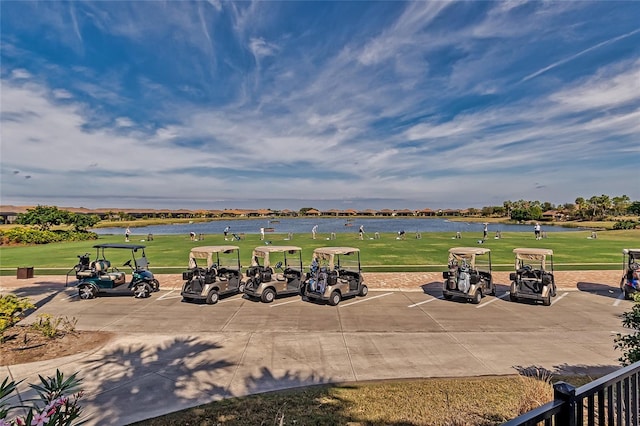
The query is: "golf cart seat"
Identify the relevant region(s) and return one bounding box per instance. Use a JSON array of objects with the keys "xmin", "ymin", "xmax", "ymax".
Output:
[
  {"xmin": 284, "ymin": 268, "xmax": 301, "ymax": 280},
  {"xmin": 93, "ymin": 260, "xmax": 111, "ymax": 276},
  {"xmin": 76, "ymin": 269, "xmax": 96, "ymax": 278}
]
